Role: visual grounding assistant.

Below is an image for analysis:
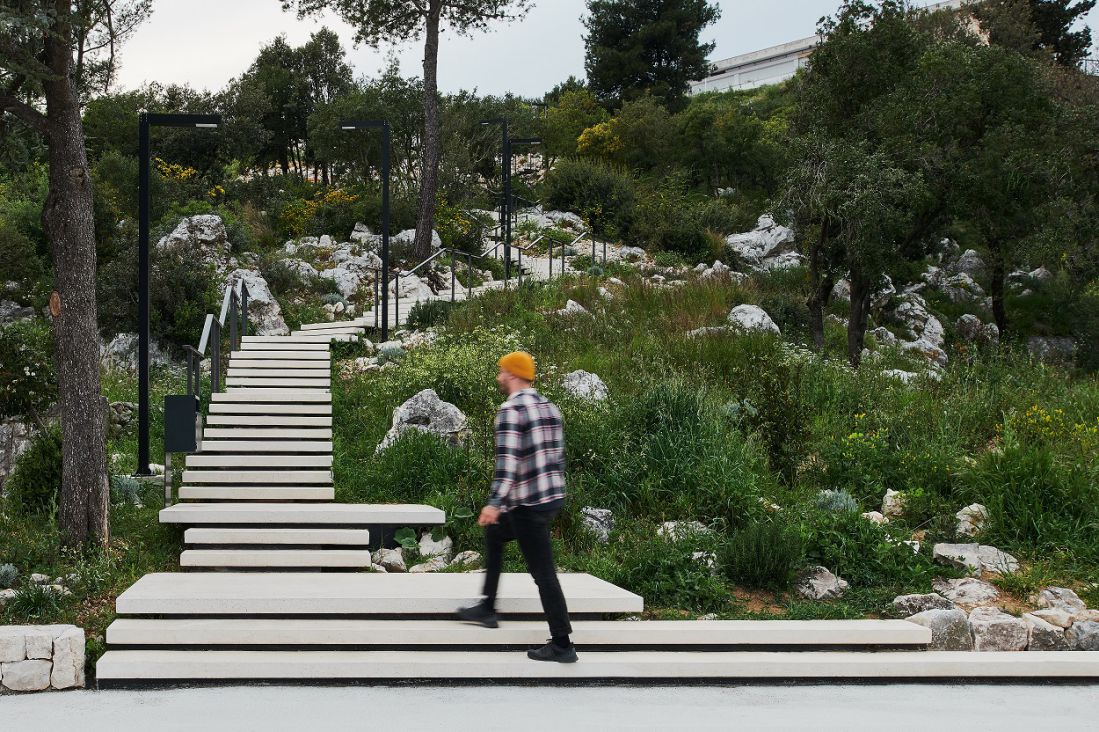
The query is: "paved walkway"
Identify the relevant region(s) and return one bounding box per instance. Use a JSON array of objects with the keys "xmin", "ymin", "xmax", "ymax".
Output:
[{"xmin": 6, "ymin": 684, "xmax": 1097, "ymax": 731}]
